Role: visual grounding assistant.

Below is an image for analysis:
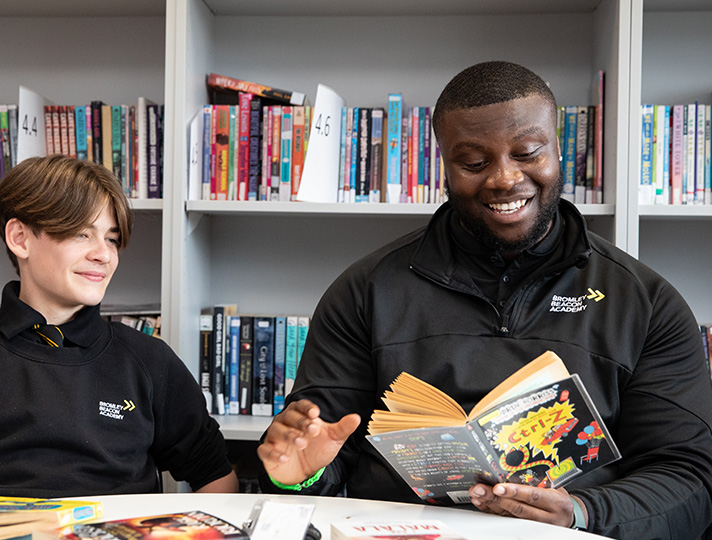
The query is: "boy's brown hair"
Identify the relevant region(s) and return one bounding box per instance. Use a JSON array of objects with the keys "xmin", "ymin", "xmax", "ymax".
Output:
[{"xmin": 0, "ymin": 155, "xmax": 133, "ymax": 274}]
